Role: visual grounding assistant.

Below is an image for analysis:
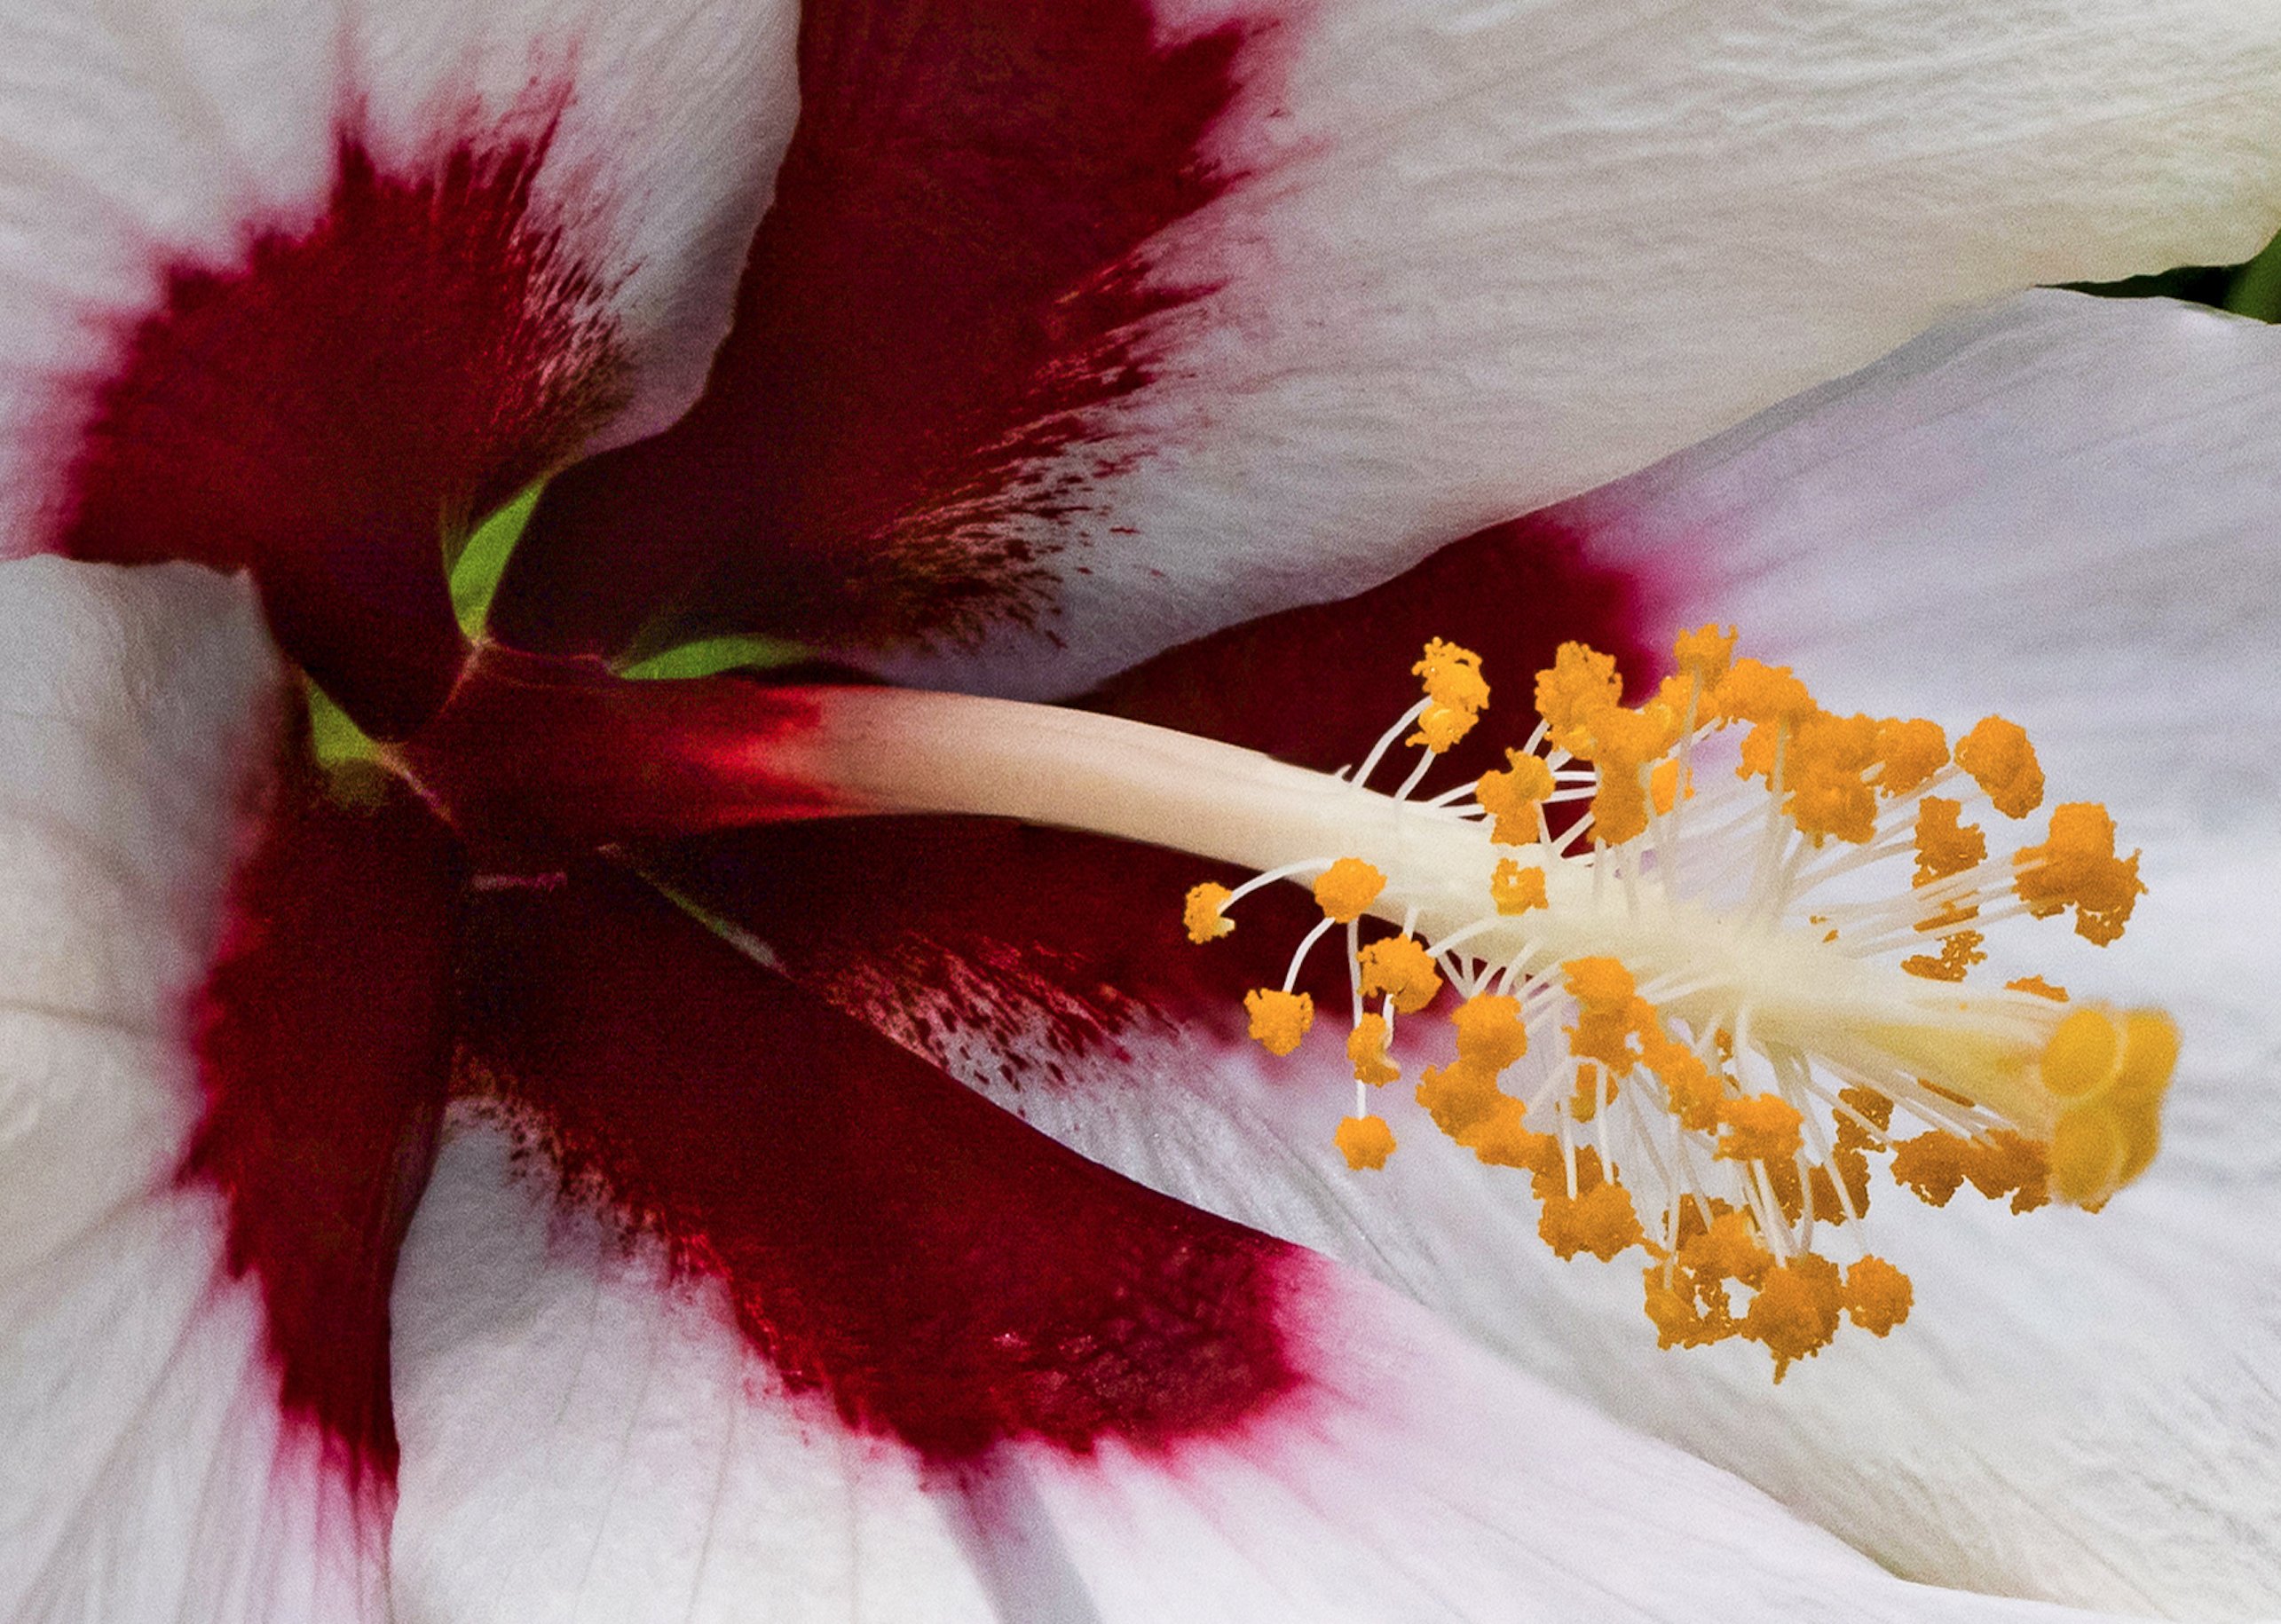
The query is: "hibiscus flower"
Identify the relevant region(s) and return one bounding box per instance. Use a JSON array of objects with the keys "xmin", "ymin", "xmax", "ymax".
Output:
[{"xmin": 3, "ymin": 2, "xmax": 2278, "ymax": 1620}]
